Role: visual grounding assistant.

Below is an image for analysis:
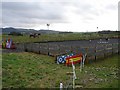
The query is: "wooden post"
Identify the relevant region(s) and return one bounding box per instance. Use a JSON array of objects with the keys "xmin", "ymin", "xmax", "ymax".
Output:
[
  {"xmin": 47, "ymin": 43, "xmax": 49, "ymax": 55},
  {"xmin": 104, "ymin": 44, "xmax": 106, "ymax": 58},
  {"xmin": 95, "ymin": 45, "xmax": 97, "ymax": 61},
  {"xmin": 106, "ymin": 44, "xmax": 108, "ymax": 57},
  {"xmin": 24, "ymin": 43, "xmax": 27, "ymax": 52},
  {"xmin": 58, "ymin": 44, "xmax": 60, "ymax": 55},
  {"xmin": 30, "ymin": 43, "xmax": 31, "ymax": 52},
  {"xmin": 117, "ymin": 43, "xmax": 120, "ymax": 54},
  {"xmin": 71, "ymin": 45, "xmax": 73, "ymax": 53},
  {"xmin": 39, "ymin": 43, "xmax": 41, "ymax": 54},
  {"xmin": 85, "ymin": 47, "xmax": 88, "ymax": 63},
  {"xmin": 112, "ymin": 44, "xmax": 113, "ymax": 55}
]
